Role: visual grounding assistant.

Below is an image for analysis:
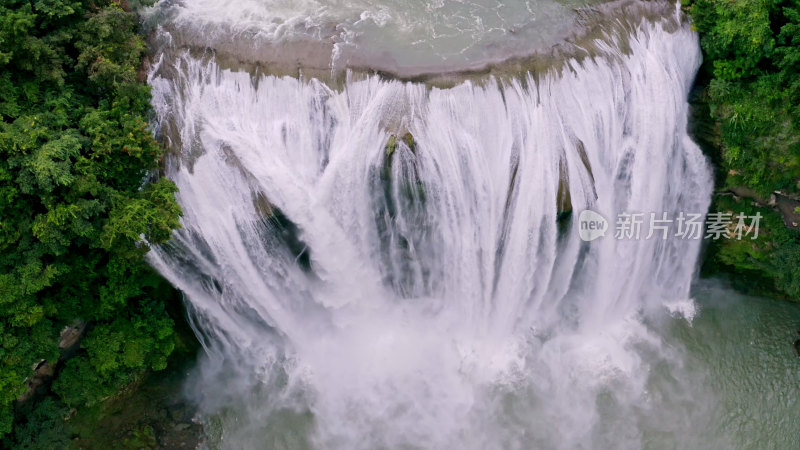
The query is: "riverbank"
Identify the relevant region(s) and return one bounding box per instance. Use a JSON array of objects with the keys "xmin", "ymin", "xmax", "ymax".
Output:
[{"xmin": 63, "ymin": 292, "xmax": 203, "ymax": 450}]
